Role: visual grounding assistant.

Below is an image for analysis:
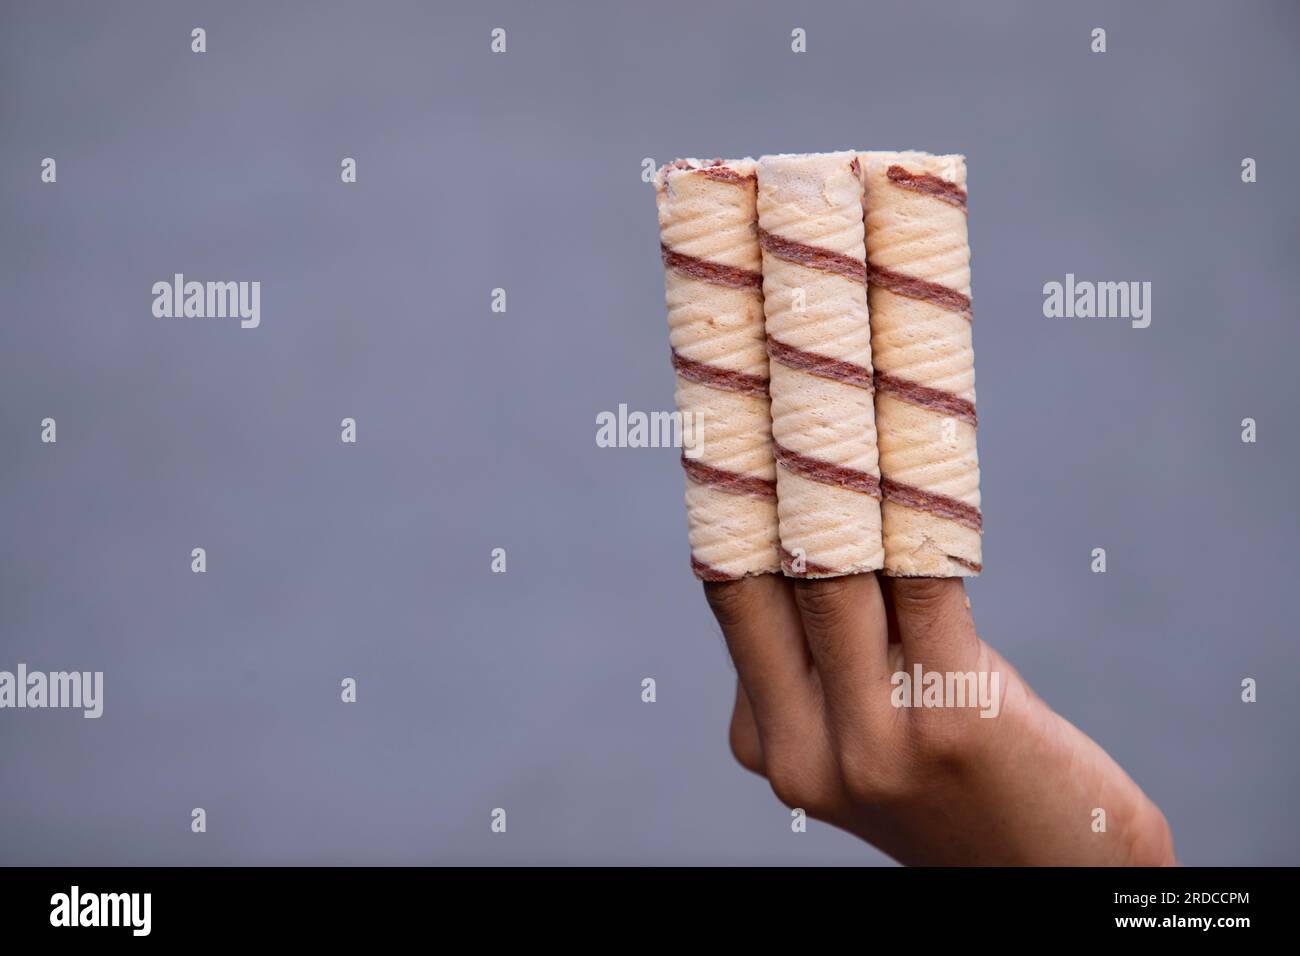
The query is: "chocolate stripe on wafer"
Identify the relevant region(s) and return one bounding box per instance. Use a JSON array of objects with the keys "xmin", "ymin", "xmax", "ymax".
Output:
[
  {"xmin": 691, "ymin": 555, "xmax": 738, "ymax": 582},
  {"xmin": 880, "ymin": 478, "xmax": 982, "ymax": 532},
  {"xmin": 697, "ymin": 166, "xmax": 758, "ymax": 185},
  {"xmin": 670, "ymin": 348, "xmax": 769, "ymax": 397},
  {"xmin": 949, "ymin": 554, "xmax": 983, "ymax": 573},
  {"xmin": 681, "ymin": 454, "xmax": 778, "ymax": 500},
  {"xmin": 867, "ymin": 262, "xmax": 972, "ymax": 319},
  {"xmin": 767, "ymin": 337, "xmax": 874, "ymax": 392},
  {"xmin": 778, "ymin": 546, "xmax": 838, "ymax": 578},
  {"xmin": 886, "ymin": 164, "xmax": 968, "ymax": 210},
  {"xmin": 756, "ymin": 227, "xmax": 867, "ymax": 283},
  {"xmin": 665, "ymin": 158, "xmax": 757, "ymax": 186},
  {"xmin": 661, "ymin": 243, "xmax": 764, "ymax": 291},
  {"xmin": 874, "ymin": 370, "xmax": 977, "ymax": 426},
  {"xmin": 774, "ymin": 443, "xmax": 882, "ymax": 498}
]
